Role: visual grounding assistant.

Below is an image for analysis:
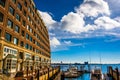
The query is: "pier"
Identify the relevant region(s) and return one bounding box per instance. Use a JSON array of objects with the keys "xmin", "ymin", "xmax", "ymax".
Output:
[
  {"xmin": 0, "ymin": 66, "xmax": 61, "ymax": 80},
  {"xmin": 106, "ymin": 66, "xmax": 120, "ymax": 80}
]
